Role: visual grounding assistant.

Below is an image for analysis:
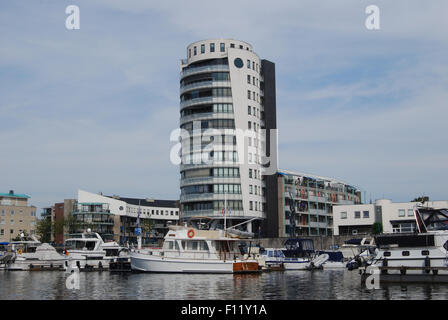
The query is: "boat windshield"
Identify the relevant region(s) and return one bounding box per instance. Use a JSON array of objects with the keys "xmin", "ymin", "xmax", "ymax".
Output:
[
  {"xmin": 65, "ymin": 240, "xmax": 97, "ymax": 250},
  {"xmin": 268, "ymin": 250, "xmax": 285, "ymax": 258},
  {"xmin": 416, "ymin": 208, "xmax": 448, "ymax": 232}
]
